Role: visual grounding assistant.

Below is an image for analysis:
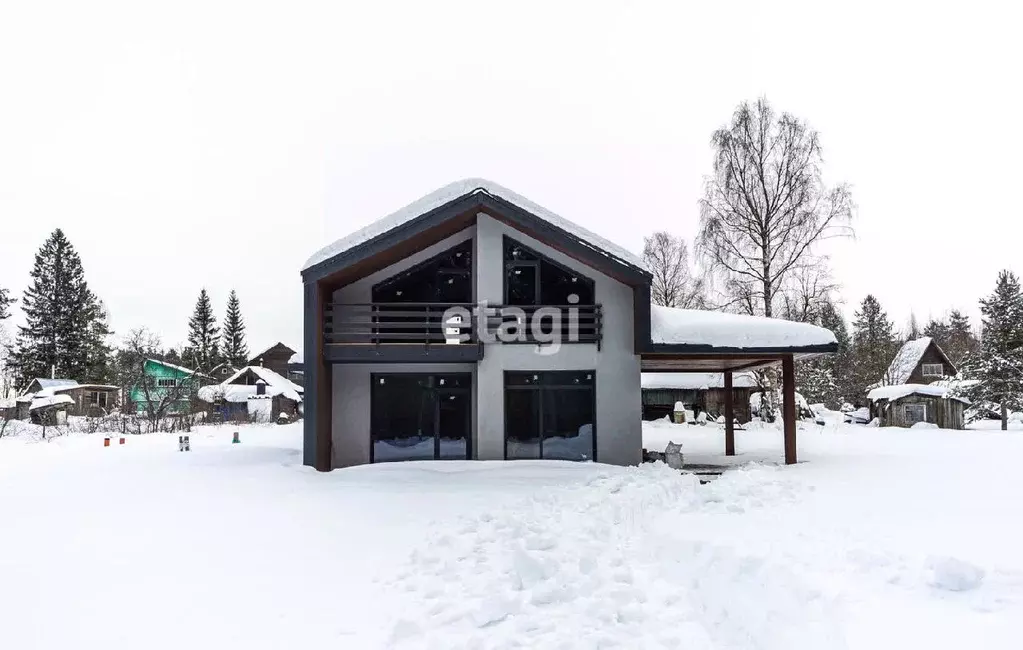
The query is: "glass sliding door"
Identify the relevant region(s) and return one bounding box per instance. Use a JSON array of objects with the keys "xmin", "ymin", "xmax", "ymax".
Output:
[
  {"xmin": 504, "ymin": 371, "xmax": 595, "ymax": 461},
  {"xmin": 371, "ymin": 373, "xmax": 471, "ymax": 462}
]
